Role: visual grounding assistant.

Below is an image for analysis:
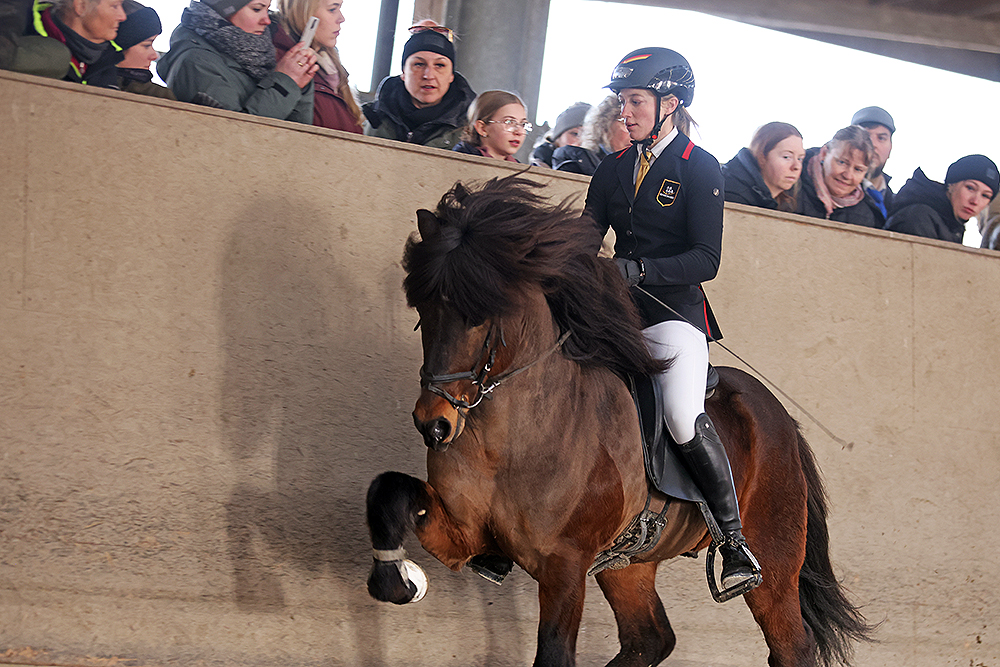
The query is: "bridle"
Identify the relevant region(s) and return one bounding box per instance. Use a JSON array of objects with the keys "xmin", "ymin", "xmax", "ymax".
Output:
[{"xmin": 419, "ymin": 323, "xmax": 572, "ymax": 411}]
